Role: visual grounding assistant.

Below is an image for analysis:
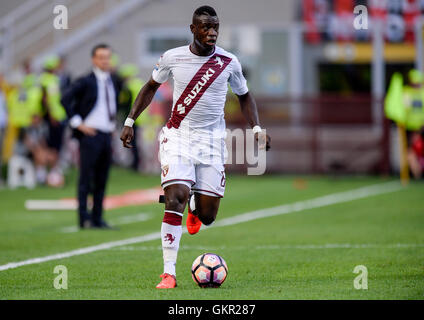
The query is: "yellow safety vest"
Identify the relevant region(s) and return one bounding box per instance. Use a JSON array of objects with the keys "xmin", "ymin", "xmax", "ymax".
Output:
[
  {"xmin": 39, "ymin": 72, "xmax": 66, "ymax": 121},
  {"xmin": 403, "ymin": 85, "xmax": 424, "ymax": 131},
  {"xmin": 6, "ymin": 84, "xmax": 42, "ymax": 128}
]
